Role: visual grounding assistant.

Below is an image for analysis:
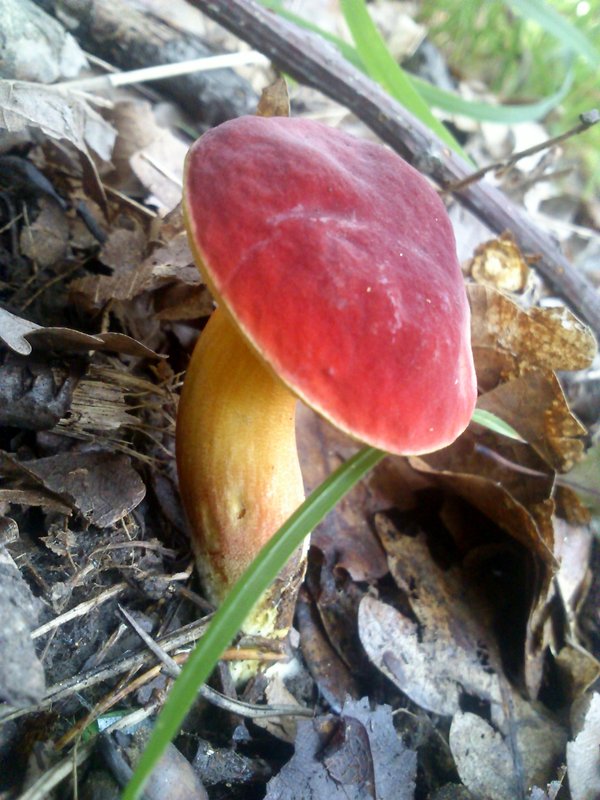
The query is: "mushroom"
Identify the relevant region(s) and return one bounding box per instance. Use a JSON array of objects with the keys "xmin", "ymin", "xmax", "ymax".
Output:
[{"xmin": 176, "ymin": 115, "xmax": 477, "ymax": 639}]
